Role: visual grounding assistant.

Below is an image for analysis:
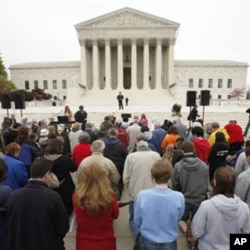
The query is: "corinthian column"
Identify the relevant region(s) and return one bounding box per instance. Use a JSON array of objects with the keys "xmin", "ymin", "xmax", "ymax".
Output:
[
  {"xmin": 156, "ymin": 39, "xmax": 162, "ymax": 89},
  {"xmin": 143, "ymin": 39, "xmax": 149, "ymax": 90},
  {"xmin": 92, "ymin": 40, "xmax": 99, "ymax": 90},
  {"xmin": 167, "ymin": 43, "xmax": 174, "ymax": 88},
  {"xmin": 131, "ymin": 39, "xmax": 137, "ymax": 90},
  {"xmin": 80, "ymin": 40, "xmax": 87, "ymax": 89},
  {"xmin": 117, "ymin": 39, "xmax": 123, "ymax": 90},
  {"xmin": 105, "ymin": 39, "xmax": 111, "ymax": 90}
]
